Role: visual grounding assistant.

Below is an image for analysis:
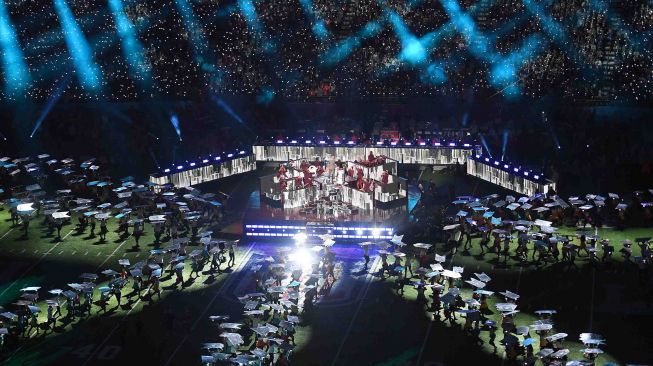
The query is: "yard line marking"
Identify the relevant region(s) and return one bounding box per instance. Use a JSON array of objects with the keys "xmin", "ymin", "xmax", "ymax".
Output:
[
  {"xmin": 0, "ymin": 232, "xmax": 69, "ymax": 297},
  {"xmin": 588, "ymin": 266, "xmax": 597, "ymax": 330},
  {"xmin": 84, "ymin": 251, "xmax": 89, "ymax": 255},
  {"xmin": 61, "ymin": 229, "xmax": 74, "ymax": 241},
  {"xmin": 588, "ymin": 227, "xmax": 600, "ymax": 331},
  {"xmin": 416, "ymin": 249, "xmax": 461, "ymax": 366},
  {"xmin": 164, "ymin": 243, "xmax": 255, "ymax": 366},
  {"xmin": 355, "ymin": 256, "xmax": 381, "ymax": 302},
  {"xmin": 33, "ymin": 249, "xmax": 39, "ymax": 254},
  {"xmin": 81, "ymin": 293, "xmax": 145, "ymax": 366},
  {"xmin": 71, "ymin": 250, "xmax": 76, "ymax": 256},
  {"xmin": 330, "ymin": 260, "xmax": 377, "ymax": 366},
  {"xmin": 58, "ymin": 250, "xmax": 64, "ymax": 255},
  {"xmin": 96, "ymin": 252, "xmax": 101, "ymax": 257},
  {"xmin": 0, "ymin": 228, "xmax": 14, "ymax": 240},
  {"xmin": 95, "ymin": 240, "xmax": 127, "ymax": 271},
  {"xmin": 19, "ymin": 248, "xmax": 25, "ymax": 254}
]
